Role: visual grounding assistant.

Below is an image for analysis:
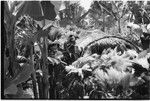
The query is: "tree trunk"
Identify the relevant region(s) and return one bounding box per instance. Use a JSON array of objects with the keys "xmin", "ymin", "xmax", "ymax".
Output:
[
  {"xmin": 102, "ymin": 6, "xmax": 105, "ymax": 32},
  {"xmin": 7, "ymin": 15, "xmax": 17, "ymax": 78},
  {"xmin": 118, "ymin": 19, "xmax": 121, "ymax": 33},
  {"xmin": 9, "ymin": 29, "xmax": 15, "ymax": 77}
]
